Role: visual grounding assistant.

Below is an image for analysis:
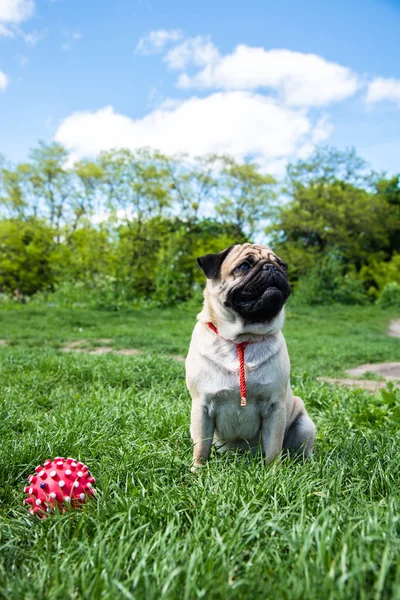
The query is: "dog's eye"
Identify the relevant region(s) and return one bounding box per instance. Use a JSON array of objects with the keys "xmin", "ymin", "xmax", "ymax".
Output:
[
  {"xmin": 278, "ymin": 260, "xmax": 288, "ymax": 272},
  {"xmin": 274, "ymin": 256, "xmax": 288, "ymax": 272},
  {"xmin": 236, "ymin": 261, "xmax": 251, "ymax": 273}
]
